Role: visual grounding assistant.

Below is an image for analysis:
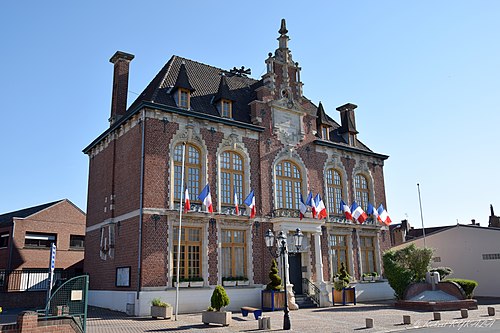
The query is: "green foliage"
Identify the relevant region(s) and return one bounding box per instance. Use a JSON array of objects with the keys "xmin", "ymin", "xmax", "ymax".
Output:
[
  {"xmin": 333, "ymin": 262, "xmax": 351, "ymax": 291},
  {"xmin": 207, "ymin": 306, "xmax": 215, "ymax": 312},
  {"xmin": 430, "ymin": 267, "xmax": 453, "ymax": 279},
  {"xmin": 382, "ymin": 249, "xmax": 415, "ymax": 300},
  {"xmin": 445, "ymin": 279, "xmax": 478, "ymax": 299},
  {"xmin": 266, "ymin": 259, "xmax": 283, "ymax": 291},
  {"xmin": 210, "ymin": 285, "xmax": 230, "ymax": 311},
  {"xmin": 151, "ymin": 298, "xmax": 171, "ymax": 307},
  {"xmin": 394, "ymin": 244, "xmax": 433, "ymax": 282}
]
